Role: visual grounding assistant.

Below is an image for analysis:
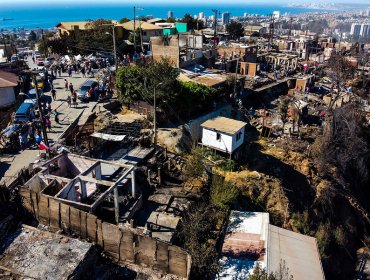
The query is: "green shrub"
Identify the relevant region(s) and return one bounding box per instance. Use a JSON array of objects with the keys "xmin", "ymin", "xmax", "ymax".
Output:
[{"xmin": 211, "ymin": 175, "xmax": 239, "ymax": 210}]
